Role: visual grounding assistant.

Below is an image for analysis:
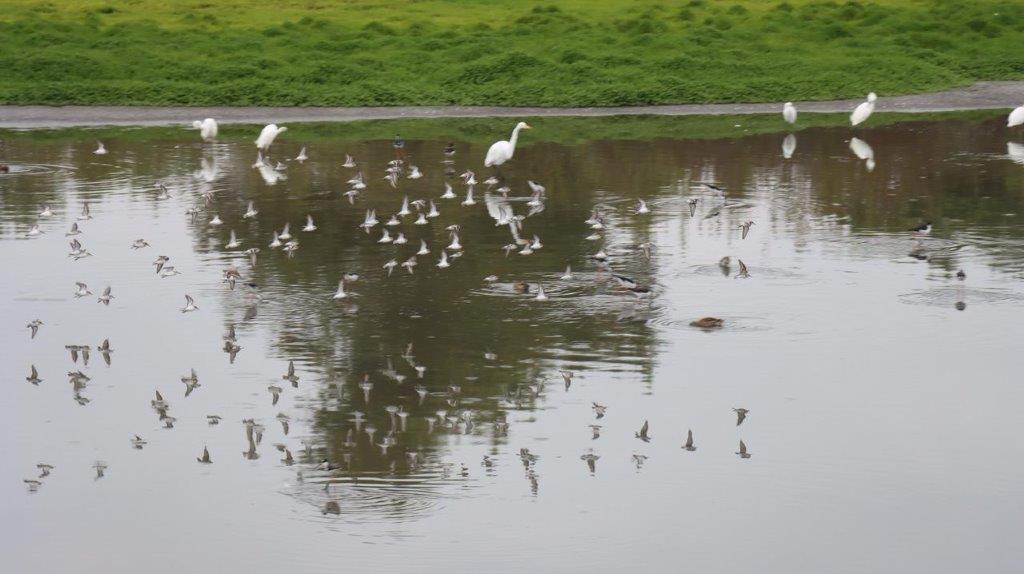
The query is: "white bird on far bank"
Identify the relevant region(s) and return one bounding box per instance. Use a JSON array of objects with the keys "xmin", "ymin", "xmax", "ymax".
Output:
[
  {"xmin": 783, "ymin": 102, "xmax": 797, "ymax": 124},
  {"xmin": 1008, "ymin": 105, "xmax": 1024, "ymax": 128},
  {"xmin": 850, "ymin": 92, "xmax": 877, "ymax": 126}
]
